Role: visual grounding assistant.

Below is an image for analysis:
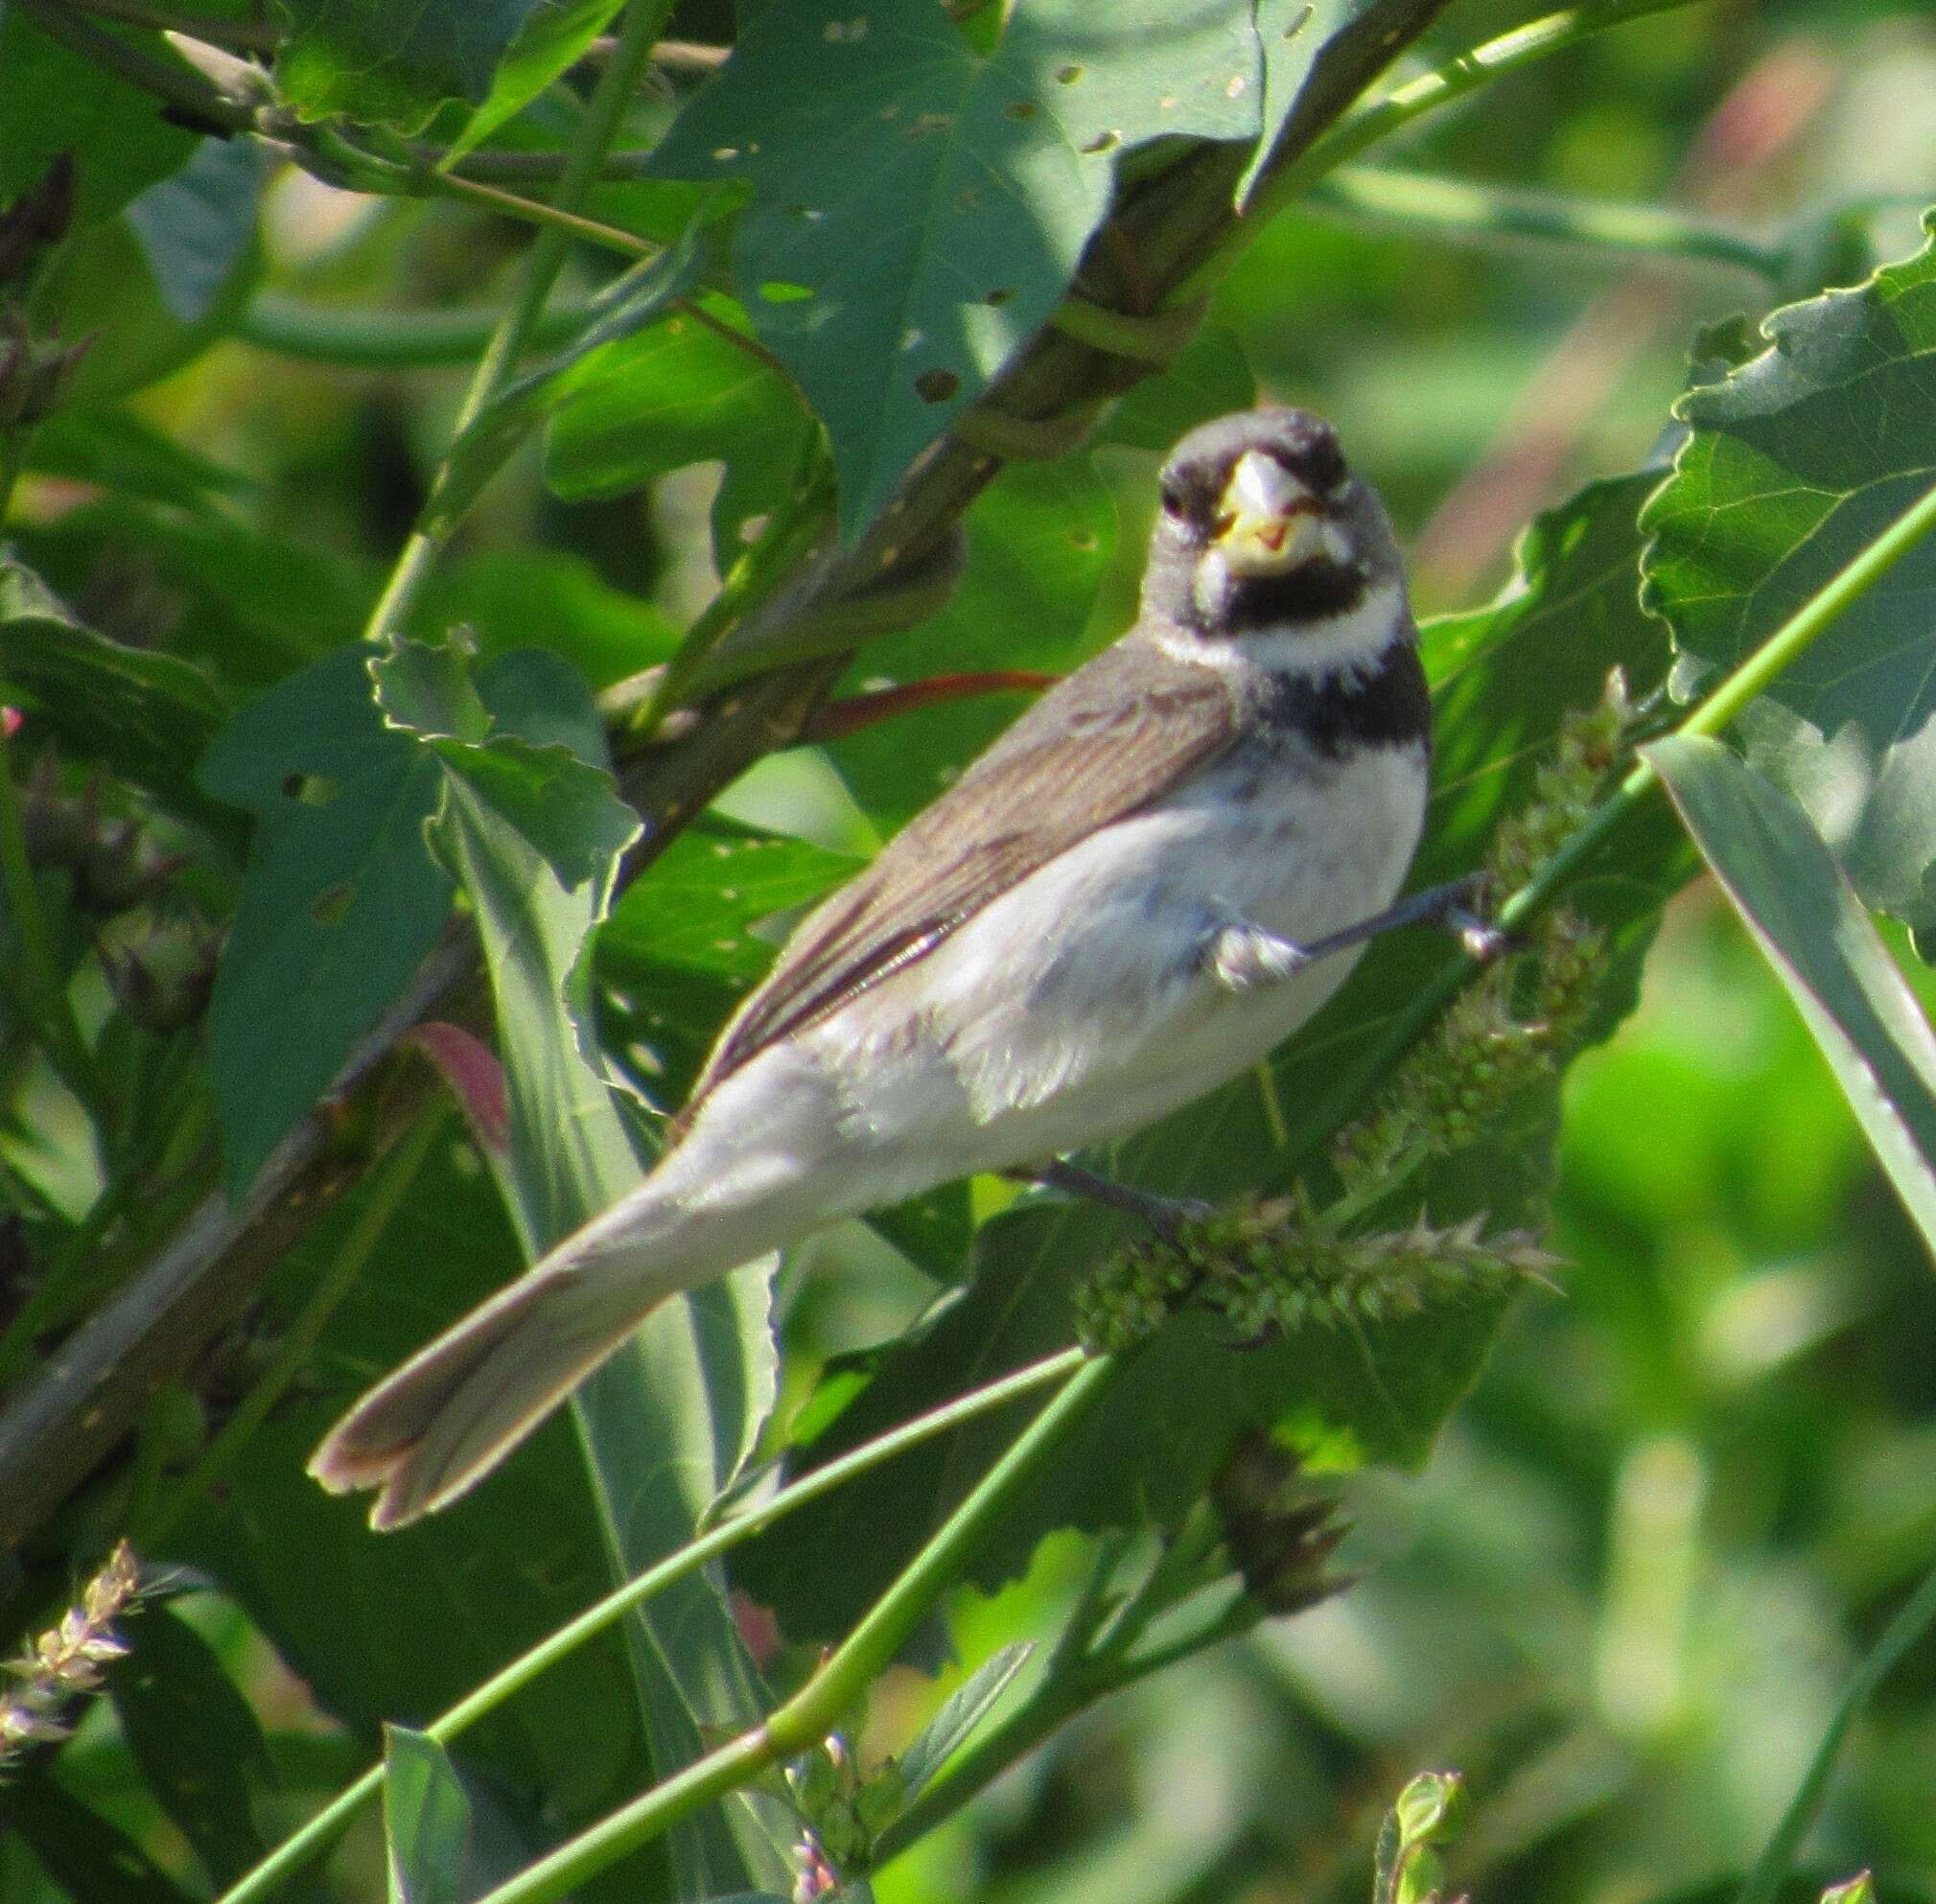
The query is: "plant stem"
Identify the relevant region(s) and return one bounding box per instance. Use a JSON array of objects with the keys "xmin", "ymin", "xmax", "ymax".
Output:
[
  {"xmin": 468, "ymin": 1354, "xmax": 1124, "ymax": 1904},
  {"xmin": 0, "ymin": 725, "xmax": 107, "ymax": 1123},
  {"xmin": 12, "ymin": 0, "xmax": 249, "ymax": 132},
  {"xmin": 236, "ymin": 294, "xmax": 599, "ymax": 368},
  {"xmin": 58, "ymin": 0, "xmax": 277, "ymax": 52},
  {"xmin": 1737, "ymin": 1559, "xmax": 1936, "ymax": 1904},
  {"xmin": 1177, "ymin": 0, "xmax": 1708, "ymax": 304},
  {"xmin": 415, "ymin": 166, "xmax": 656, "ymax": 262},
  {"xmin": 1309, "ymin": 165, "xmax": 1781, "ymax": 281},
  {"xmin": 140, "ymin": 1106, "xmax": 448, "ymax": 1548},
  {"xmin": 210, "ymin": 1345, "xmax": 1087, "ymax": 1904},
  {"xmin": 360, "ymin": 0, "xmax": 672, "ymax": 643}
]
